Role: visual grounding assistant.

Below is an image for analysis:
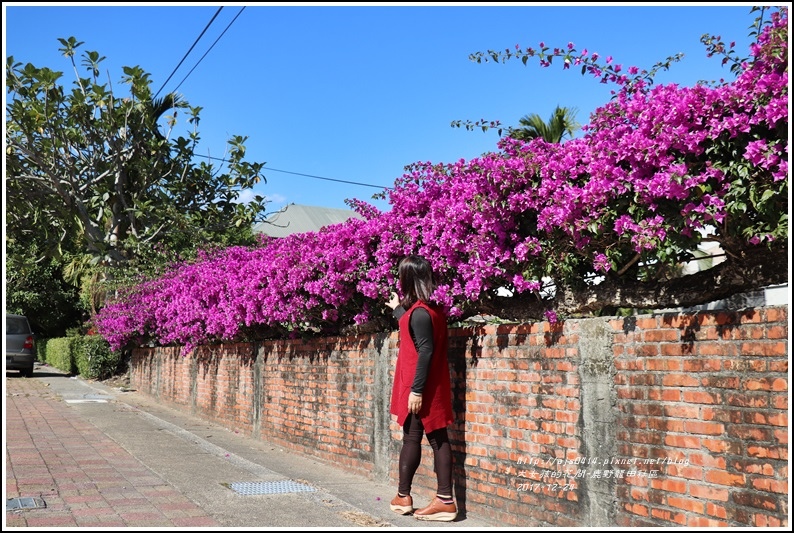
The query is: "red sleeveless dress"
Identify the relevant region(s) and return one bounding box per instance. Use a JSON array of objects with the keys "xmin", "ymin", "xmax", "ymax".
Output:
[{"xmin": 390, "ymin": 301, "xmax": 453, "ymax": 433}]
